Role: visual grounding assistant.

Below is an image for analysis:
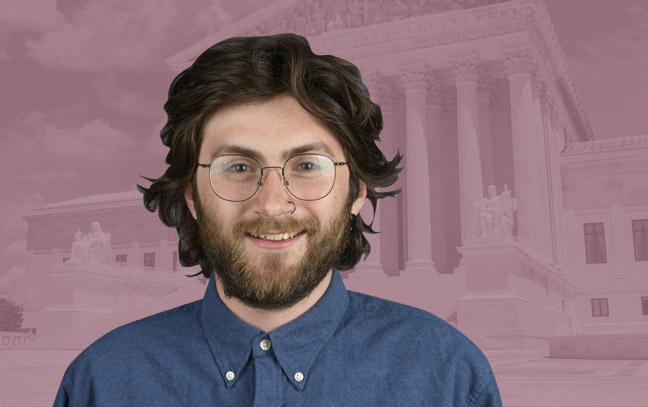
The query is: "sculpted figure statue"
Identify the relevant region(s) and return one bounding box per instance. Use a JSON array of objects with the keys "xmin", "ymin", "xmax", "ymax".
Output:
[
  {"xmin": 476, "ymin": 184, "xmax": 515, "ymax": 237},
  {"xmin": 70, "ymin": 229, "xmax": 90, "ymax": 262},
  {"xmin": 68, "ymin": 222, "xmax": 111, "ymax": 264},
  {"xmin": 347, "ymin": 0, "xmax": 365, "ymax": 28},
  {"xmin": 306, "ymin": 0, "xmax": 326, "ymax": 35},
  {"xmin": 371, "ymin": 0, "xmax": 387, "ymax": 23},
  {"xmin": 87, "ymin": 221, "xmax": 110, "ymax": 264},
  {"xmin": 390, "ymin": 0, "xmax": 410, "ymax": 20},
  {"xmin": 326, "ymin": 12, "xmax": 345, "ymax": 31}
]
